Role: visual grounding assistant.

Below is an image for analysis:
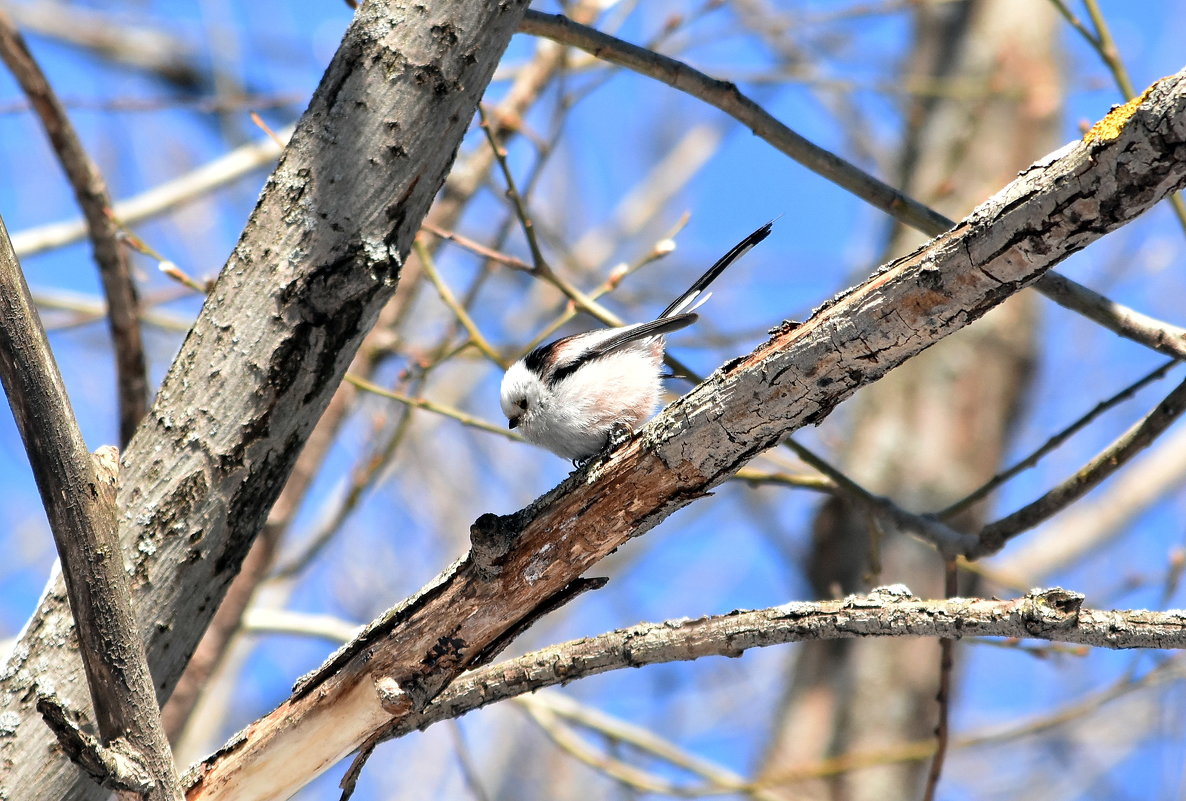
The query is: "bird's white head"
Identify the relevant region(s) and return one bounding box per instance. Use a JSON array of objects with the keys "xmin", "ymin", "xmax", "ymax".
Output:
[{"xmin": 500, "ymin": 360, "xmax": 546, "ymax": 431}]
